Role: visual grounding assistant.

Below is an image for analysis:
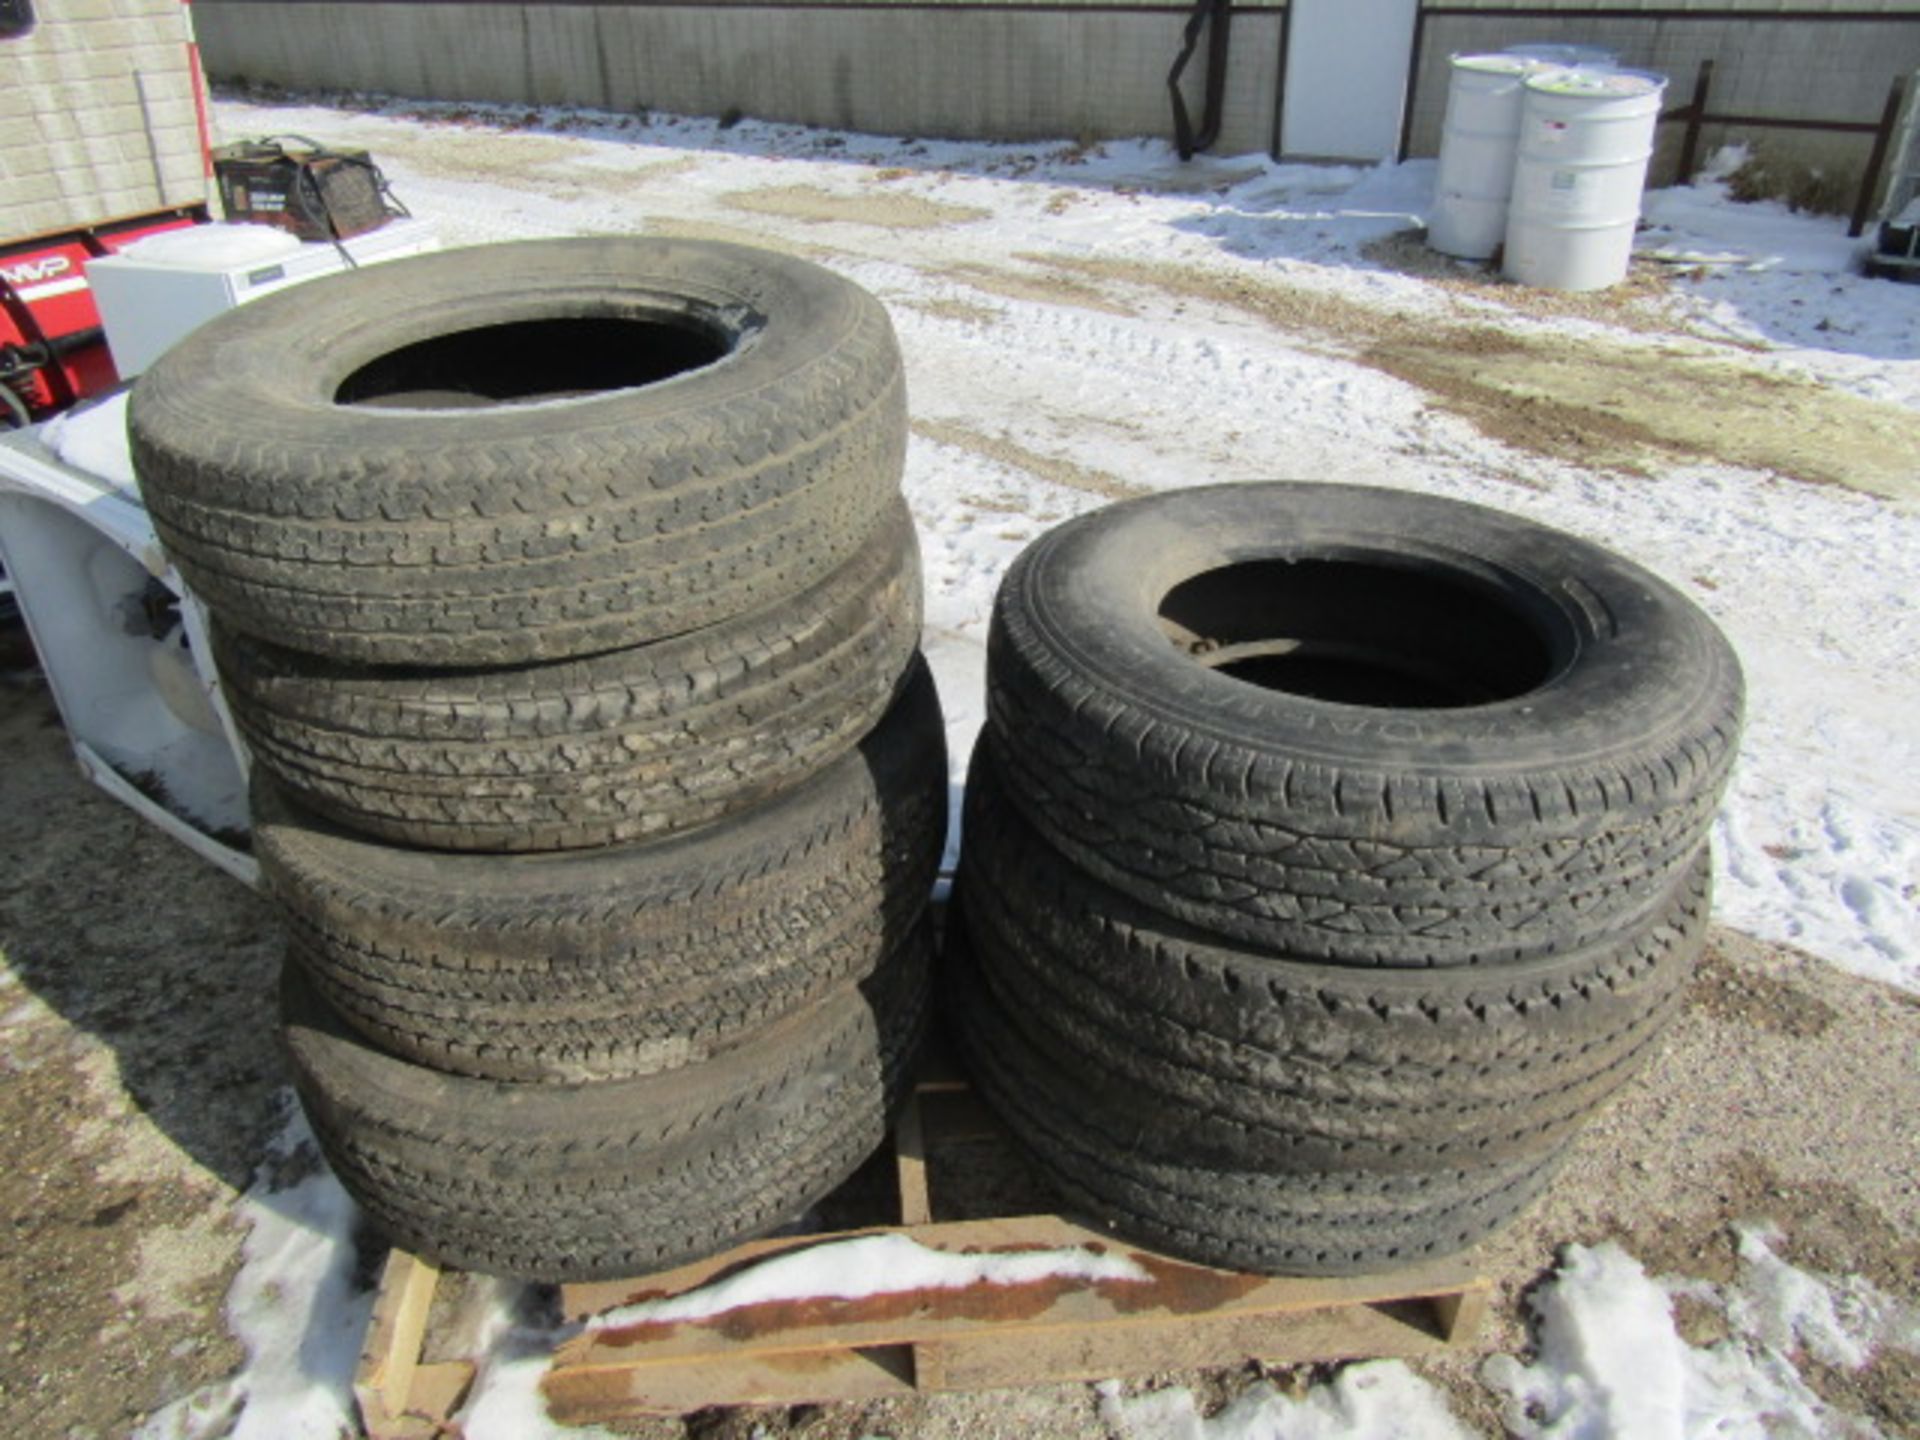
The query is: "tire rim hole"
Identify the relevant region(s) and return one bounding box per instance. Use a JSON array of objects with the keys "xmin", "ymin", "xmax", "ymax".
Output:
[
  {"xmin": 335, "ymin": 316, "xmax": 733, "ymax": 409},
  {"xmin": 1157, "ymin": 556, "xmax": 1560, "ymax": 709}
]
